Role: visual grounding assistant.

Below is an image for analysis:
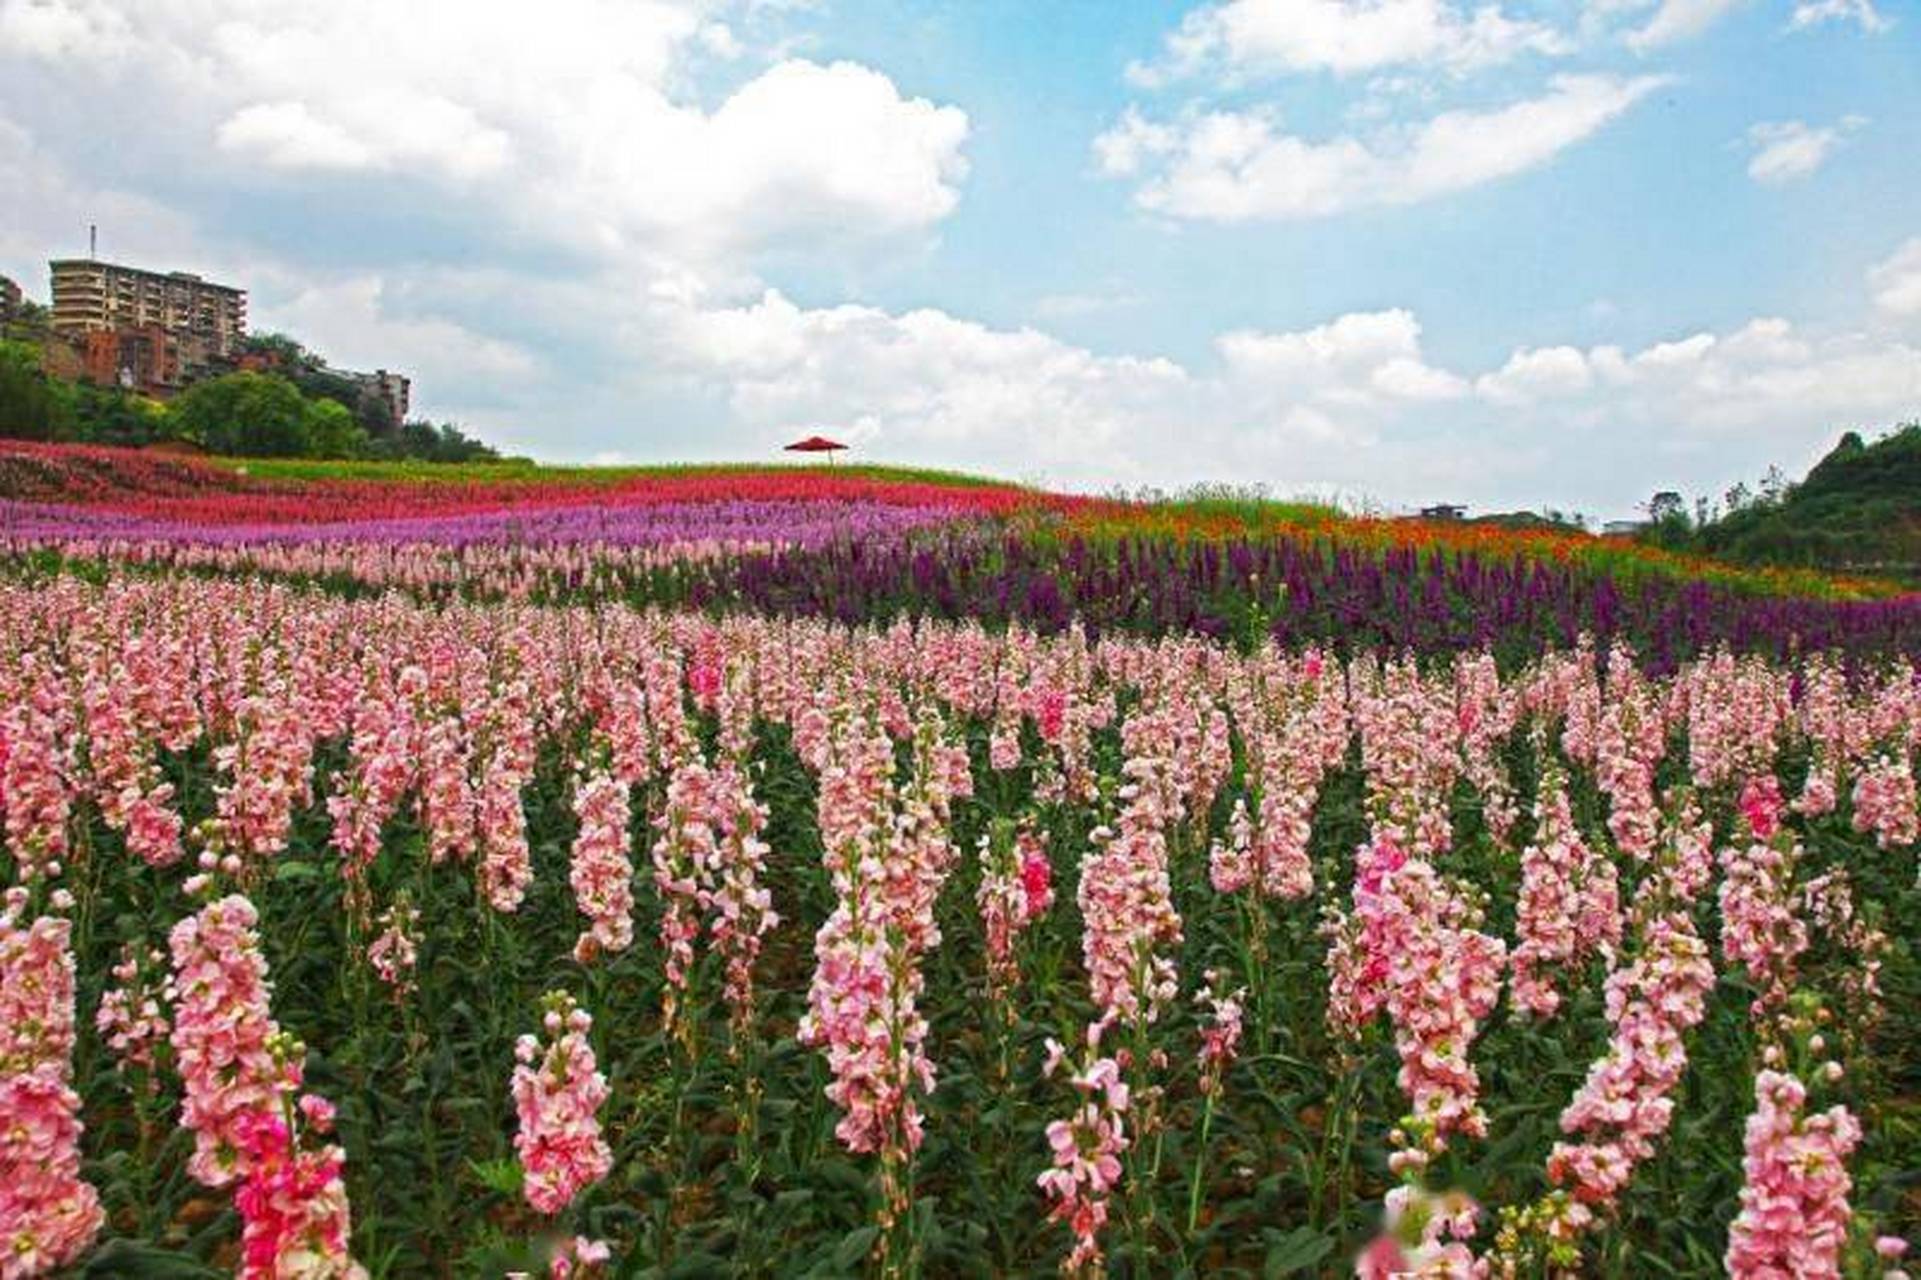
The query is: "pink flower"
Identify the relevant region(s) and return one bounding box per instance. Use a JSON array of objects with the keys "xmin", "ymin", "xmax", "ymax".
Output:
[
  {"xmin": 979, "ymin": 819, "xmax": 1053, "ymax": 997},
  {"xmin": 232, "ymin": 1104, "xmax": 367, "ymax": 1280},
  {"xmin": 569, "ymin": 769, "xmax": 634, "ymax": 963},
  {"xmin": 1194, "ymin": 972, "xmax": 1246, "ymax": 1096},
  {"xmin": 511, "ymin": 992, "xmax": 612, "ymax": 1217},
  {"xmin": 1725, "ymin": 1070, "xmax": 1860, "ymax": 1279},
  {"xmin": 3, "ymin": 657, "xmax": 75, "ymax": 883},
  {"xmin": 96, "ymin": 942, "xmax": 171, "ymax": 1076},
  {"xmin": 1851, "ymin": 753, "xmax": 1918, "ymax": 851},
  {"xmin": 366, "ymin": 898, "xmax": 421, "ymax": 993},
  {"xmin": 0, "ymin": 904, "xmax": 102, "ymax": 1274},
  {"xmin": 1511, "ymin": 758, "xmax": 1621, "ymax": 1019},
  {"xmin": 0, "ymin": 1070, "xmax": 106, "ymax": 1276},
  {"xmin": 167, "ymin": 895, "xmax": 302, "ymax": 1187},
  {"xmin": 1036, "ymin": 1022, "xmax": 1130, "ymax": 1274}
]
